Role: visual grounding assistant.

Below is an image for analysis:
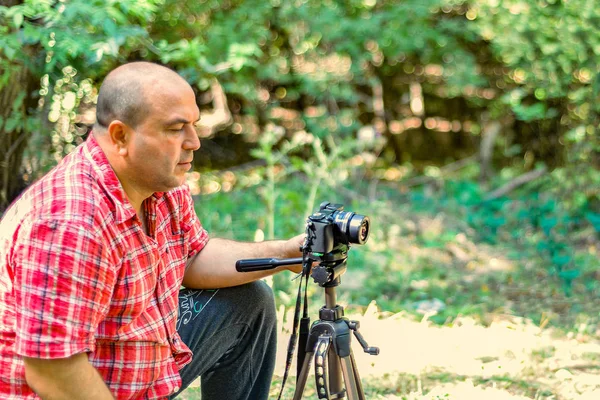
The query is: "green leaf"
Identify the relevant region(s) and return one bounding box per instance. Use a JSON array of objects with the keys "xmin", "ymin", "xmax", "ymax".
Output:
[
  {"xmin": 513, "ymin": 102, "xmax": 548, "ymax": 122},
  {"xmin": 12, "ymin": 91, "xmax": 25, "ymax": 110},
  {"xmin": 552, "ymin": 254, "xmax": 571, "ymax": 267},
  {"xmin": 13, "ymin": 12, "xmax": 23, "ymax": 29},
  {"xmin": 4, "ymin": 45, "xmax": 16, "ymax": 60},
  {"xmin": 586, "ymin": 212, "xmax": 600, "ymax": 232},
  {"xmin": 537, "ymin": 240, "xmax": 550, "ymax": 252},
  {"xmin": 540, "ymin": 217, "xmax": 557, "ymax": 235},
  {"xmin": 558, "ymin": 269, "xmax": 580, "ymax": 281},
  {"xmin": 4, "ymin": 116, "xmax": 20, "ymax": 132}
]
